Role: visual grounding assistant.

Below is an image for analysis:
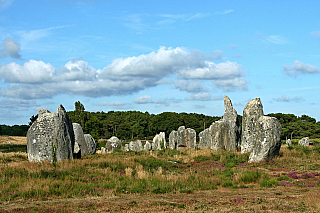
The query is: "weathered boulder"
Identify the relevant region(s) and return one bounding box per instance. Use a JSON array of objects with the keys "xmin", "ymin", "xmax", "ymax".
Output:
[
  {"xmin": 129, "ymin": 140, "xmax": 143, "ymax": 151},
  {"xmin": 298, "ymin": 137, "xmax": 310, "ymax": 146},
  {"xmin": 286, "ymin": 139, "xmax": 292, "ymax": 146},
  {"xmin": 73, "ymin": 123, "xmax": 89, "ymax": 156},
  {"xmin": 144, "ymin": 141, "xmax": 152, "ymax": 150},
  {"xmin": 27, "ymin": 105, "xmax": 74, "ymax": 162},
  {"xmin": 248, "ymin": 116, "xmax": 282, "ymax": 163},
  {"xmin": 198, "ymin": 96, "xmax": 240, "ymax": 151},
  {"xmin": 169, "ymin": 126, "xmax": 196, "ymax": 149},
  {"xmin": 124, "ymin": 144, "xmax": 130, "ymax": 152},
  {"xmin": 153, "ymin": 132, "xmax": 166, "ymax": 150},
  {"xmin": 199, "ymin": 128, "xmax": 211, "ymax": 149},
  {"xmin": 106, "ymin": 136, "xmax": 122, "ymax": 152},
  {"xmin": 84, "ymin": 134, "xmax": 96, "ymax": 154},
  {"xmin": 241, "ymin": 98, "xmax": 264, "ymax": 154}
]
